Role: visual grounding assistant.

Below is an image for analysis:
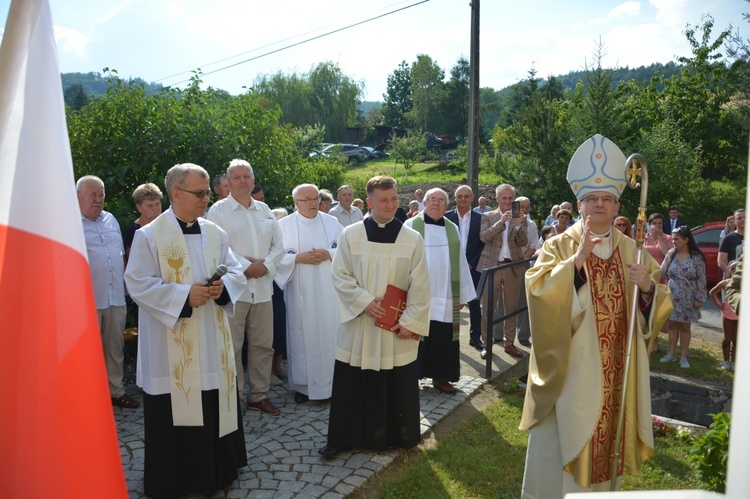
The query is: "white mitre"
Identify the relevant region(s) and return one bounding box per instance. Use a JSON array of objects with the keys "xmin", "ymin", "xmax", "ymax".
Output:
[{"xmin": 567, "ymin": 134, "xmax": 627, "ymax": 200}]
